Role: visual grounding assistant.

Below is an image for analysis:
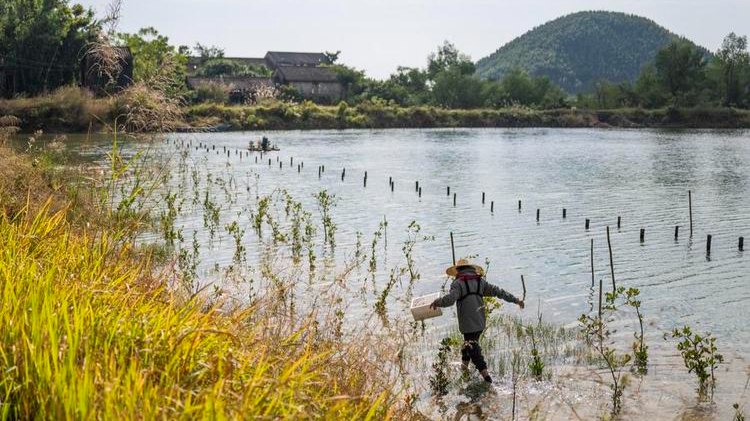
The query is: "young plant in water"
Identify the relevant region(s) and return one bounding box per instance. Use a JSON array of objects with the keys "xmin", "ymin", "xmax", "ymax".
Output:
[
  {"xmin": 315, "ymin": 190, "xmax": 337, "ymax": 249},
  {"xmin": 527, "ymin": 324, "xmax": 545, "ymax": 380},
  {"xmin": 666, "ymin": 325, "xmax": 724, "ymax": 397},
  {"xmin": 159, "ymin": 189, "xmax": 183, "ymax": 246},
  {"xmin": 579, "ymin": 288, "xmax": 632, "ymax": 415},
  {"xmin": 177, "ymin": 231, "xmax": 201, "ymax": 296},
  {"xmin": 624, "ymin": 287, "xmax": 648, "ymax": 374},
  {"xmin": 225, "ymin": 219, "xmax": 246, "ymax": 267},
  {"xmin": 430, "ymin": 337, "xmax": 459, "ymax": 396}
]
